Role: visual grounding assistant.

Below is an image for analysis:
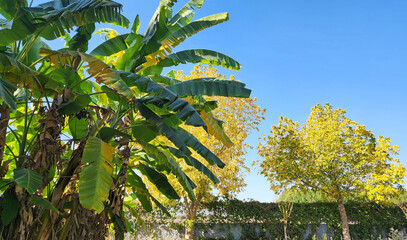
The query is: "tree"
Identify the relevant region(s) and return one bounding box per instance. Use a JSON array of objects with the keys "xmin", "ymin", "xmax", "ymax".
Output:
[
  {"xmin": 256, "ymin": 103, "xmax": 406, "ymax": 240},
  {"xmin": 150, "ymin": 64, "xmax": 265, "ymax": 239},
  {"xmin": 0, "ymin": 0, "xmax": 248, "ymax": 239}
]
